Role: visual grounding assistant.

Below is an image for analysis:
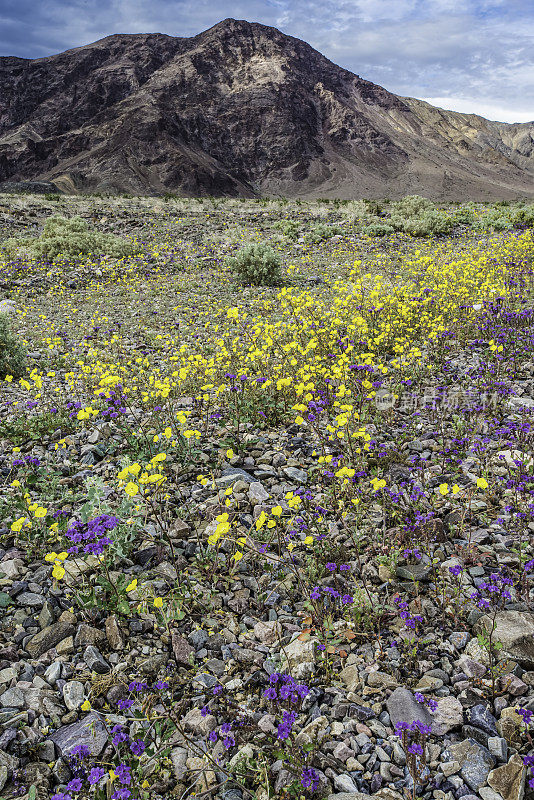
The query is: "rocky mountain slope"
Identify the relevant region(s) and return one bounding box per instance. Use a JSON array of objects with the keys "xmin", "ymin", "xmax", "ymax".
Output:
[{"xmin": 0, "ymin": 18, "xmax": 533, "ymax": 199}]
